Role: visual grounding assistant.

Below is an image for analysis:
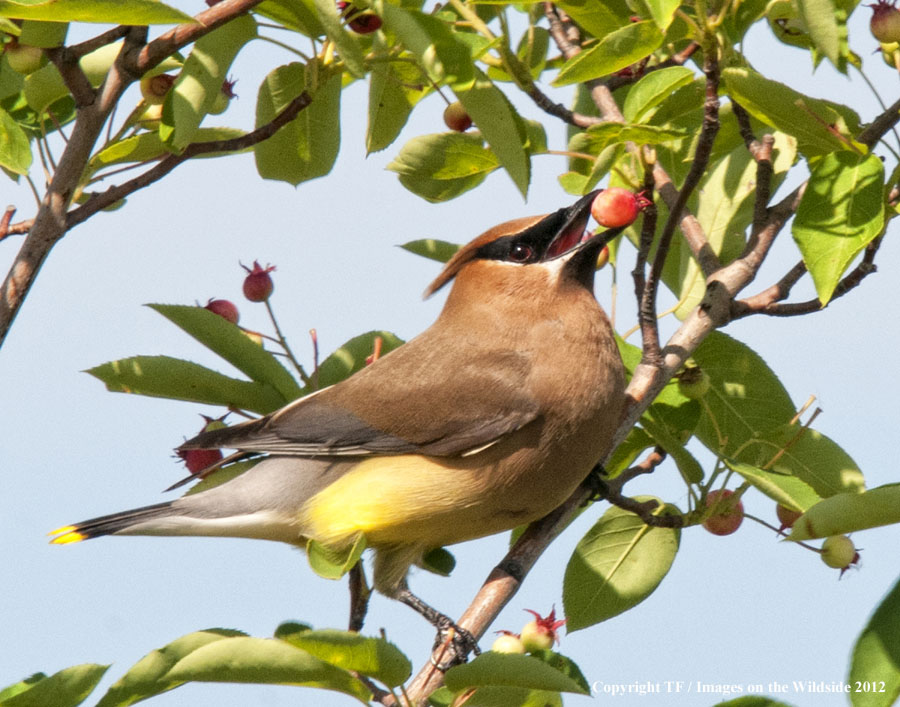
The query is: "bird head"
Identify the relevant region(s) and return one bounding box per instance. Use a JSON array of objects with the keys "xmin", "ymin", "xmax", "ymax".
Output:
[{"xmin": 424, "ymin": 191, "xmax": 621, "ymax": 299}]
